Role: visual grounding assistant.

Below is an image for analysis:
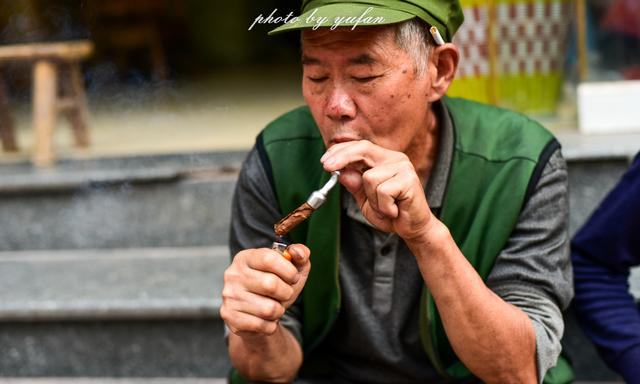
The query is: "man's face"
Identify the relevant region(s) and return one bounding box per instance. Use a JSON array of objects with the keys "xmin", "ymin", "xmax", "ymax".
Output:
[{"xmin": 301, "ymin": 26, "xmax": 434, "ymax": 154}]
